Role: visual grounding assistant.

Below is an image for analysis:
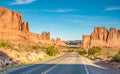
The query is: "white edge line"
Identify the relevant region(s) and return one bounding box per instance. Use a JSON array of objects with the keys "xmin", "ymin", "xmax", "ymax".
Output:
[{"xmin": 81, "ymin": 56, "xmax": 89, "ymax": 74}]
